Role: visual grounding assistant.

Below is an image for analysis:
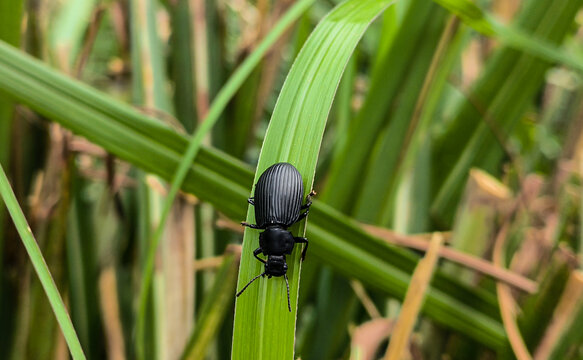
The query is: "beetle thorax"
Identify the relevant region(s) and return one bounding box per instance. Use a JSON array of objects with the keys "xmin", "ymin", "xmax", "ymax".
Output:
[{"xmin": 259, "ymin": 226, "xmax": 295, "ymax": 256}]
